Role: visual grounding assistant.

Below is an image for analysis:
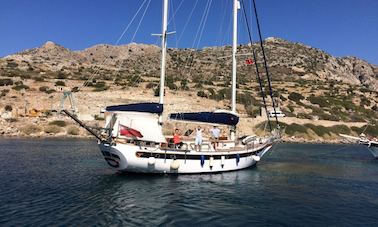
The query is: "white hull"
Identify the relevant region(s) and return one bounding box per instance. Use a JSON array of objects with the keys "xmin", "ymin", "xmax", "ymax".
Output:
[{"xmin": 99, "ymin": 142, "xmax": 272, "ymax": 174}]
